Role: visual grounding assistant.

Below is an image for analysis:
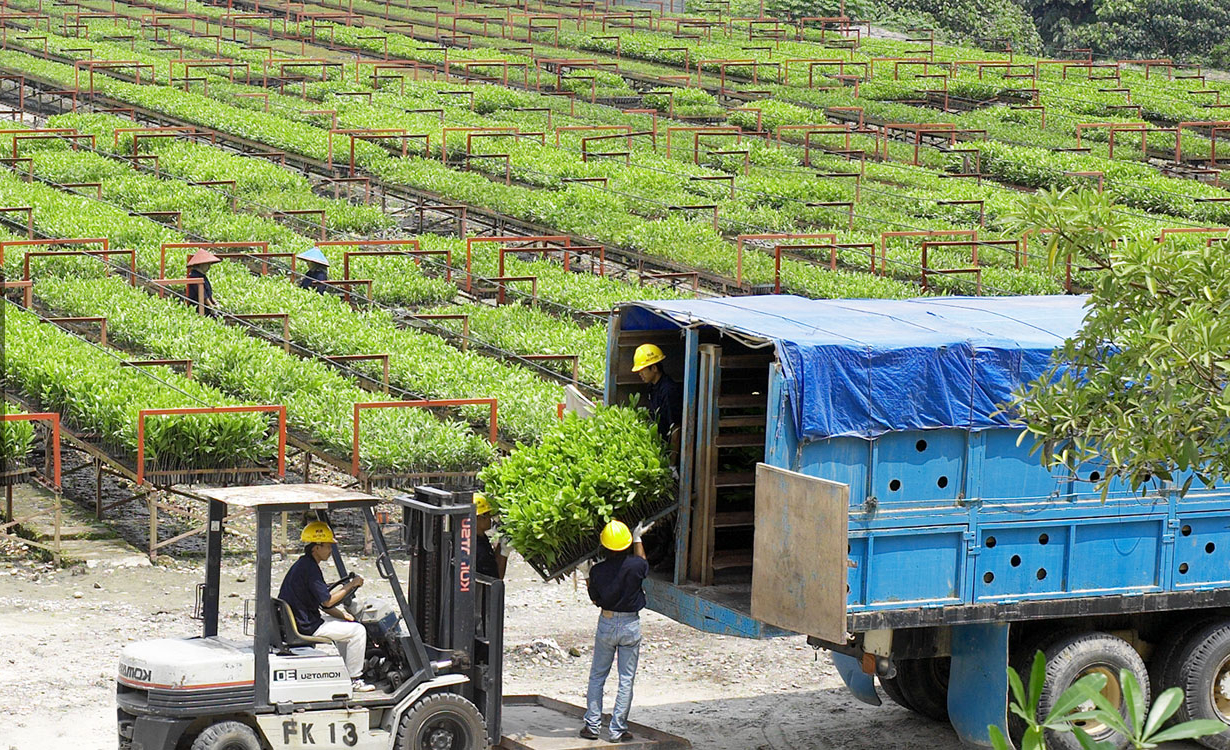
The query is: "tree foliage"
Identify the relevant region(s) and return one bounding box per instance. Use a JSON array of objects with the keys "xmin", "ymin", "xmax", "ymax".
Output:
[
  {"xmin": 1006, "ymin": 188, "xmax": 1230, "ymax": 496},
  {"xmin": 1017, "ymin": 0, "xmax": 1230, "ymax": 64}
]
